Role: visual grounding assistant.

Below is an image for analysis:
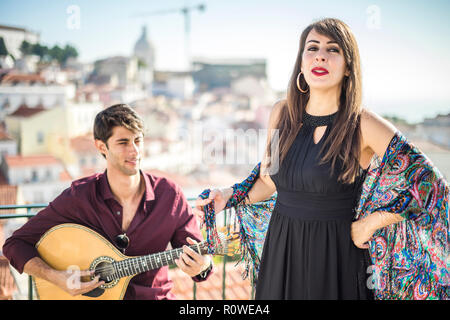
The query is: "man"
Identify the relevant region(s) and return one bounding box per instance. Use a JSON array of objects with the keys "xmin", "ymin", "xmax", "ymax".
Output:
[{"xmin": 2, "ymin": 104, "xmax": 212, "ymax": 299}]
